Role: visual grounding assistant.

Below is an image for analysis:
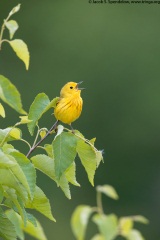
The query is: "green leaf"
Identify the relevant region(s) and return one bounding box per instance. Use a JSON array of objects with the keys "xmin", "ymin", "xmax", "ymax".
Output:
[
  {"xmin": 5, "ymin": 154, "xmax": 32, "ymax": 199},
  {"xmin": 0, "ymin": 128, "xmax": 22, "ymax": 145},
  {"xmin": 44, "ymin": 96, "xmax": 59, "ymax": 111},
  {"xmin": 65, "ymin": 162, "xmax": 80, "ymax": 187},
  {"xmin": 0, "ymin": 75, "xmax": 26, "ymax": 114},
  {"xmin": 27, "ymin": 93, "xmax": 50, "ymax": 135},
  {"xmin": 0, "ymin": 149, "xmax": 16, "ymax": 167},
  {"xmin": 44, "ymin": 144, "xmax": 53, "ymax": 157},
  {"xmin": 91, "ymin": 234, "xmax": 105, "ymax": 240},
  {"xmin": 40, "ymin": 130, "xmax": 47, "ymax": 139},
  {"xmin": 4, "ymin": 187, "xmax": 27, "ymax": 224},
  {"xmin": 26, "ymin": 186, "xmax": 56, "ymax": 222},
  {"xmin": 8, "ymin": 4, "xmax": 21, "ymax": 17},
  {"xmin": 8, "ymin": 39, "xmax": 30, "ymax": 70},
  {"xmin": 95, "ymin": 150, "xmax": 103, "ymax": 167},
  {"xmin": 88, "ymin": 138, "xmax": 103, "ymax": 166},
  {"xmin": 34, "ymin": 155, "xmax": 71, "ymax": 199},
  {"xmin": 9, "ymin": 128, "xmax": 21, "ymax": 140},
  {"xmin": 75, "ymin": 131, "xmax": 103, "ymax": 167},
  {"xmin": 21, "ymin": 217, "xmax": 47, "ymax": 240},
  {"xmin": 119, "ymin": 217, "xmax": 133, "ymax": 237},
  {"xmin": 0, "ymin": 103, "xmax": 5, "ymax": 118},
  {"xmin": 27, "ymin": 95, "xmax": 59, "ymax": 136},
  {"xmin": 19, "ymin": 116, "xmax": 32, "ymax": 124},
  {"xmin": 96, "ymin": 185, "xmax": 119, "ymax": 200},
  {"xmin": 6, "ymin": 210, "xmax": 24, "ymax": 240},
  {"xmin": 53, "ymin": 132, "xmax": 77, "ymax": 180},
  {"xmin": 5, "ymin": 20, "xmax": 19, "ymax": 39},
  {"xmin": 119, "ymin": 215, "xmax": 149, "ymax": 237},
  {"xmin": 0, "ymin": 128, "xmax": 11, "ymax": 145},
  {"xmin": 127, "ymin": 229, "xmax": 145, "ymax": 240},
  {"xmin": 31, "ymin": 154, "xmax": 71, "ymax": 199},
  {"xmin": 92, "ymin": 214, "xmax": 118, "ymax": 240},
  {"xmin": 0, "ymin": 168, "xmax": 28, "ymax": 202},
  {"xmin": 11, "ymin": 152, "xmax": 36, "ymax": 200},
  {"xmin": 0, "ymin": 185, "xmax": 4, "ymax": 203},
  {"xmin": 0, "ymin": 128, "xmax": 16, "ymax": 145},
  {"xmin": 89, "ymin": 138, "xmax": 96, "ymax": 145},
  {"xmin": 2, "ymin": 143, "xmax": 18, "ymax": 154},
  {"xmin": 31, "ymin": 154, "xmax": 55, "ymax": 180},
  {"xmin": 0, "ymin": 209, "xmax": 17, "ymax": 240},
  {"xmin": 21, "ymin": 216, "xmax": 47, "ymax": 240},
  {"xmin": 6, "ymin": 210, "xmax": 47, "ymax": 240},
  {"xmin": 71, "ymin": 205, "xmax": 93, "ymax": 240},
  {"xmin": 59, "ymin": 173, "xmax": 71, "ymax": 199},
  {"xmin": 77, "ymin": 140, "xmax": 97, "ymax": 186},
  {"xmin": 26, "ymin": 213, "xmax": 37, "ymax": 227},
  {"xmin": 132, "ymin": 215, "xmax": 149, "ymax": 224}
]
